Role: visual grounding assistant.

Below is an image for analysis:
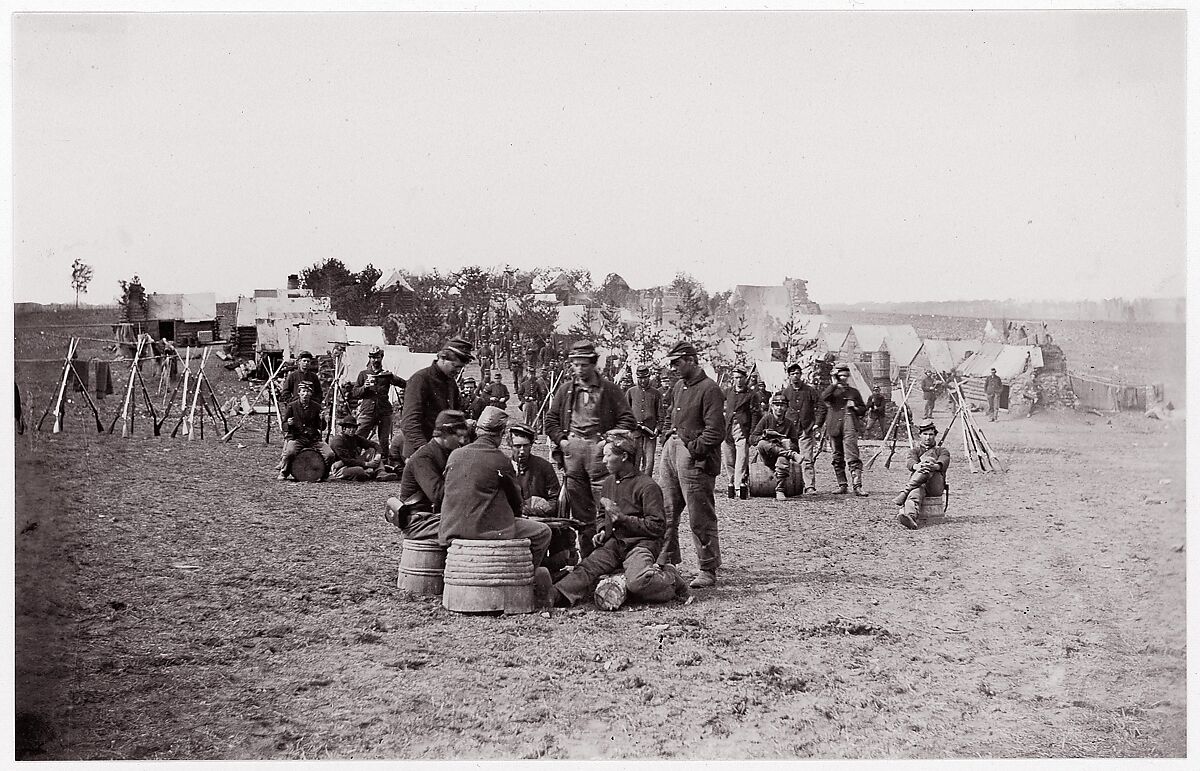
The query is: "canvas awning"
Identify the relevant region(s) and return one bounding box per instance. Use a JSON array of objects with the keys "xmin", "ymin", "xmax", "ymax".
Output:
[
  {"xmin": 340, "ymin": 344, "xmax": 430, "ymax": 383},
  {"xmin": 146, "ymin": 292, "xmax": 217, "ymax": 322},
  {"xmin": 752, "ymin": 357, "xmax": 787, "ymax": 392},
  {"xmin": 957, "ymin": 343, "xmax": 1039, "ymax": 379}
]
